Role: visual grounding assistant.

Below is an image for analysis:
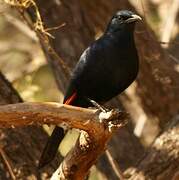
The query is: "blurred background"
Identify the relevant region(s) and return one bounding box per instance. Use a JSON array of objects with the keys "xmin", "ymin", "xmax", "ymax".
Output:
[{"xmin": 0, "ymin": 0, "xmax": 178, "ymax": 179}]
